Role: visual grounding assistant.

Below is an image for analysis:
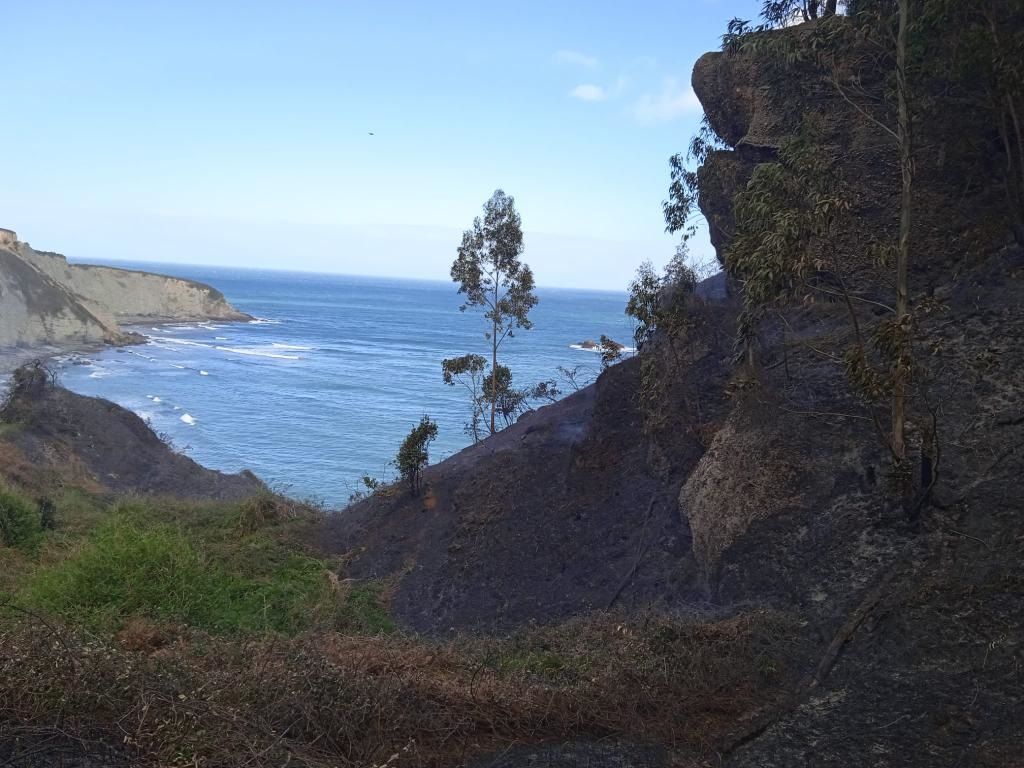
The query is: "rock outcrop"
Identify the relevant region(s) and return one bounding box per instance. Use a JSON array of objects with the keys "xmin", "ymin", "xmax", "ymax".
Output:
[
  {"xmin": 691, "ymin": 19, "xmax": 1010, "ymax": 279},
  {"xmin": 325, "ymin": 16, "xmax": 1023, "ymax": 765},
  {"xmin": 685, "ymin": 20, "xmax": 1023, "ymax": 766},
  {"xmin": 0, "ymin": 229, "xmax": 249, "ymax": 353}
]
